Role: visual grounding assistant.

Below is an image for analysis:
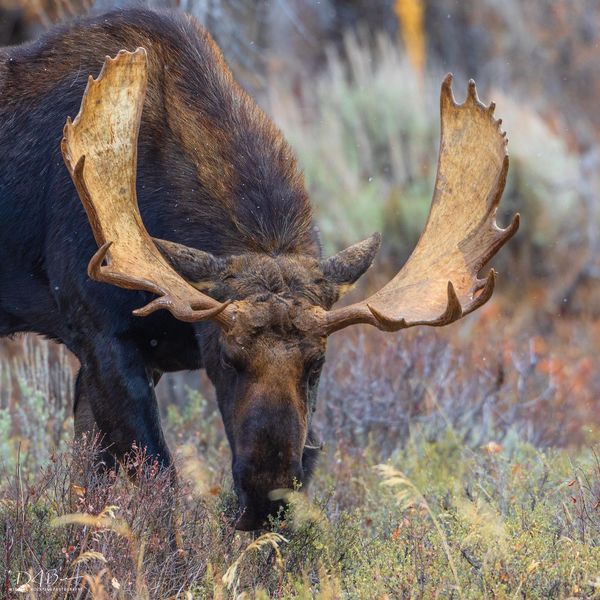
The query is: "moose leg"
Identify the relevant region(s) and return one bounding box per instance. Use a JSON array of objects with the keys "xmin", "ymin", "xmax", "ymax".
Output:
[
  {"xmin": 70, "ymin": 369, "xmax": 119, "ymax": 513},
  {"xmin": 73, "ymin": 368, "xmax": 118, "ymax": 473},
  {"xmin": 71, "ymin": 341, "xmax": 183, "ymax": 547},
  {"xmin": 74, "ymin": 341, "xmax": 171, "ymax": 466}
]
